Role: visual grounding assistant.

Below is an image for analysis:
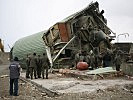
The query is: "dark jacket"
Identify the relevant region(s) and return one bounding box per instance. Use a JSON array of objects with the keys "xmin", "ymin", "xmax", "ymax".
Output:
[{"xmin": 9, "ymin": 61, "xmax": 20, "ymax": 79}]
